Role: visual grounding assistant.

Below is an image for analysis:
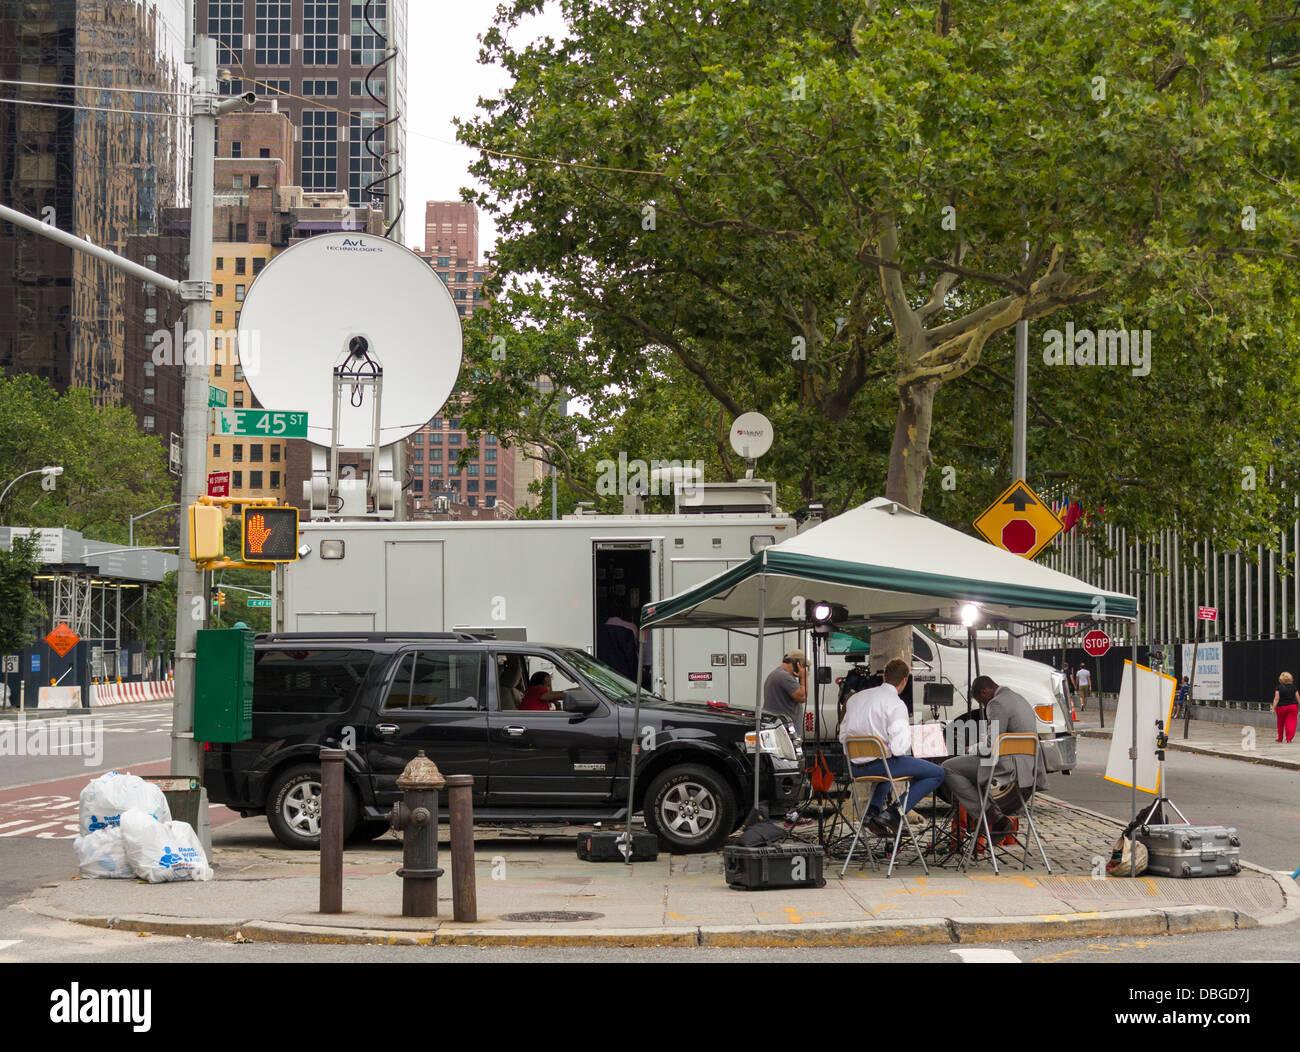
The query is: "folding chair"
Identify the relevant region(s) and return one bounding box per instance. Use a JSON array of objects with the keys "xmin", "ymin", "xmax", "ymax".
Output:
[
  {"xmin": 960, "ymin": 732, "xmax": 1052, "ymax": 875},
  {"xmin": 840, "ymin": 736, "xmax": 929, "ymax": 878}
]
